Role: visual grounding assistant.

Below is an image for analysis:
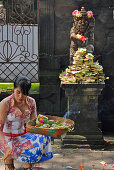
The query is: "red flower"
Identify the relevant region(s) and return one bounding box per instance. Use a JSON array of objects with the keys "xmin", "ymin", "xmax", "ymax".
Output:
[
  {"xmin": 112, "ymin": 164, "xmax": 114, "ymax": 168},
  {"xmin": 79, "ymin": 35, "xmax": 85, "ymax": 41},
  {"xmin": 92, "ymin": 164, "xmax": 95, "ymax": 167}
]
